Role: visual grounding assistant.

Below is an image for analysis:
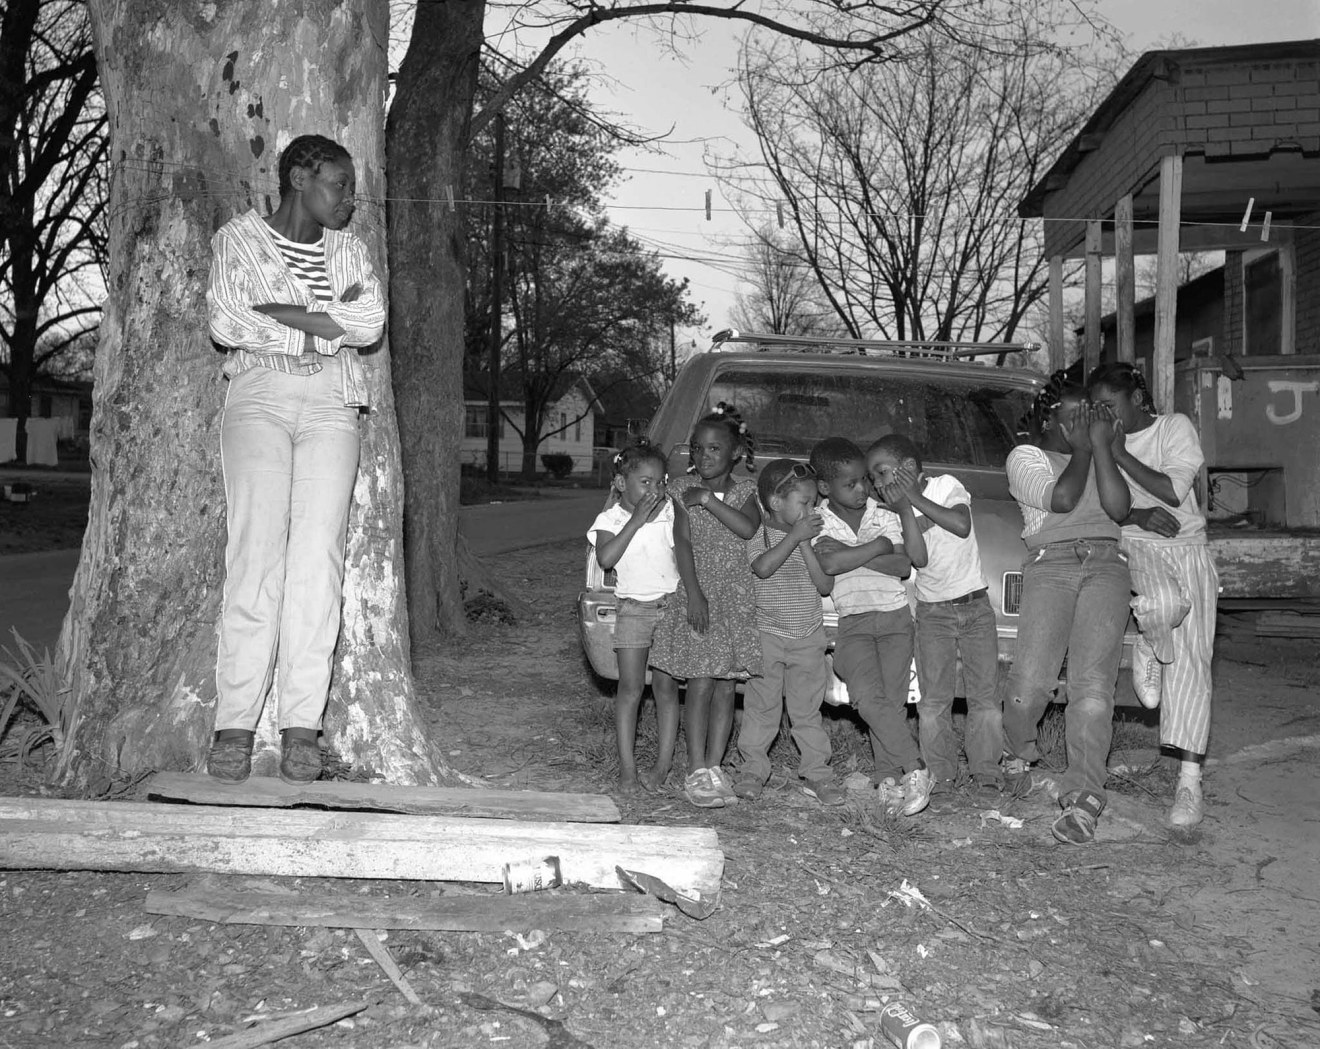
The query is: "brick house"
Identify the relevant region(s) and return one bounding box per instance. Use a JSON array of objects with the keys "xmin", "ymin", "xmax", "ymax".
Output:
[{"xmin": 1019, "ymin": 40, "xmax": 1320, "ymax": 596}]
